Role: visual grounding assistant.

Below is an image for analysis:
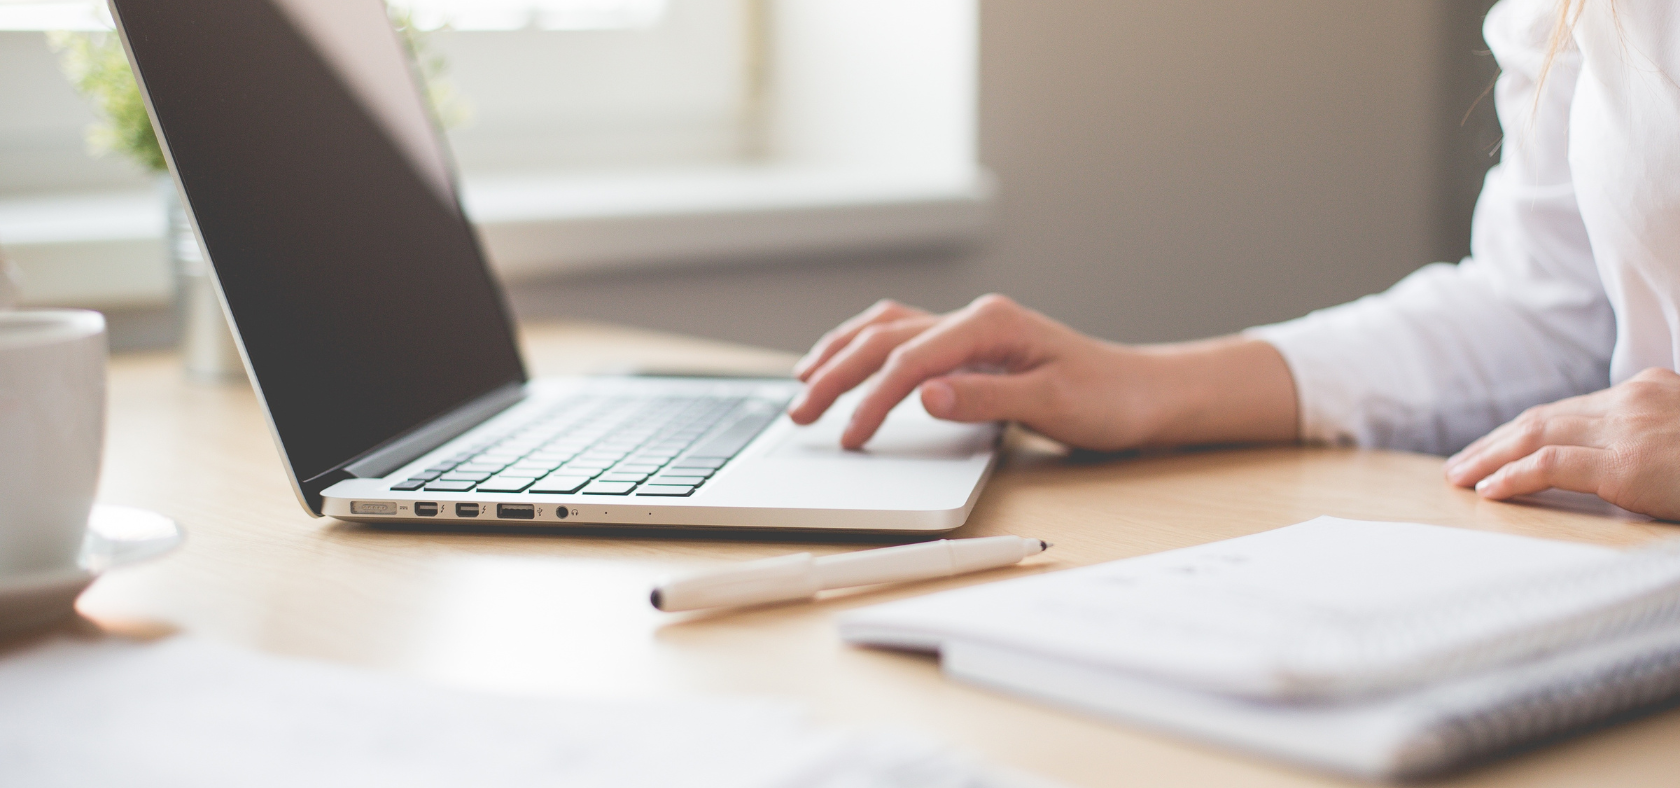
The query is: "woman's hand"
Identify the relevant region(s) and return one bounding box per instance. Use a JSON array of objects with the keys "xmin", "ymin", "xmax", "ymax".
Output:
[
  {"xmin": 1445, "ymin": 368, "xmax": 1680, "ymax": 521},
  {"xmin": 787, "ymin": 294, "xmax": 1299, "ymax": 451},
  {"xmin": 788, "ymin": 295, "xmax": 1147, "ymax": 450}
]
